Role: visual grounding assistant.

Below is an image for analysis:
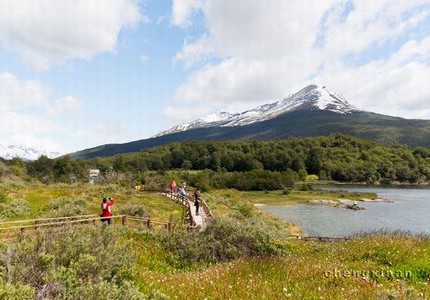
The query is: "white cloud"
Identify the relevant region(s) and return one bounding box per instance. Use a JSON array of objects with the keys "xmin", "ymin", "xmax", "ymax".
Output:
[
  {"xmin": 0, "ymin": 0, "xmax": 143, "ymax": 71},
  {"xmin": 0, "ymin": 72, "xmax": 85, "ymax": 153},
  {"xmin": 171, "ymin": 0, "xmax": 430, "ymax": 121},
  {"xmin": 175, "ymin": 57, "xmax": 317, "ymax": 111},
  {"xmin": 160, "ymin": 105, "xmax": 211, "ymax": 122},
  {"xmin": 73, "ymin": 120, "xmax": 137, "ymax": 149},
  {"xmin": 320, "ymin": 0, "xmax": 430, "ymax": 62},
  {"xmin": 140, "ymin": 54, "xmax": 149, "ymax": 63},
  {"xmin": 175, "ymin": 0, "xmax": 337, "ymax": 64},
  {"xmin": 47, "ymin": 96, "xmax": 82, "ymax": 116},
  {"xmin": 315, "ymin": 28, "xmax": 430, "ymax": 119},
  {"xmin": 0, "ymin": 72, "xmax": 49, "ymax": 110},
  {"xmin": 174, "ymin": 36, "xmax": 215, "ymax": 67},
  {"xmin": 203, "ymin": 0, "xmax": 337, "ymax": 60},
  {"xmin": 0, "ymin": 133, "xmax": 62, "ymax": 153},
  {"xmin": 171, "ymin": 0, "xmax": 204, "ymax": 27},
  {"xmin": 0, "ymin": 111, "xmax": 56, "ymax": 135}
]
